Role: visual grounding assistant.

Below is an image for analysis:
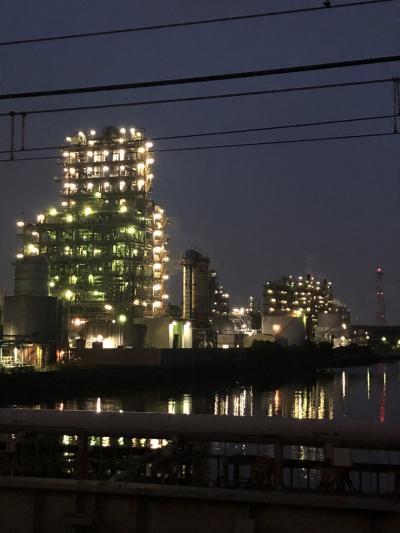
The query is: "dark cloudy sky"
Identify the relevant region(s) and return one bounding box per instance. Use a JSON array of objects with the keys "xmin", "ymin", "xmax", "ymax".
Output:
[{"xmin": 0, "ymin": 0, "xmax": 399, "ymax": 323}]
